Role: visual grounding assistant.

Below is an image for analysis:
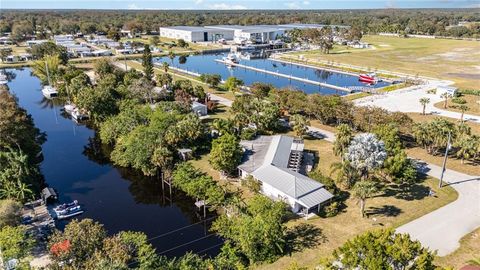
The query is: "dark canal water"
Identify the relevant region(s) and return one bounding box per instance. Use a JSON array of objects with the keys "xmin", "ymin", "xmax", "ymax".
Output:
[
  {"xmin": 153, "ymin": 52, "xmax": 390, "ymax": 95},
  {"xmin": 4, "ymin": 68, "xmax": 222, "ymax": 257}
]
